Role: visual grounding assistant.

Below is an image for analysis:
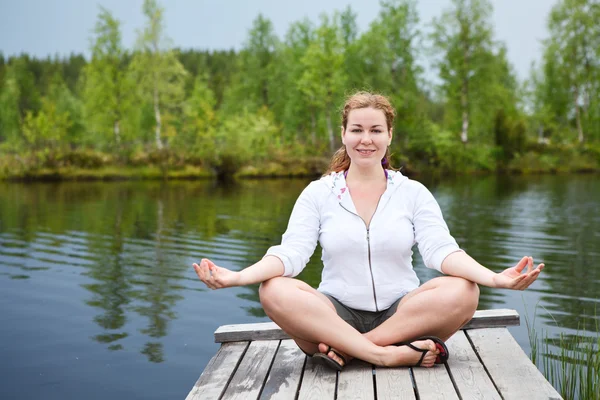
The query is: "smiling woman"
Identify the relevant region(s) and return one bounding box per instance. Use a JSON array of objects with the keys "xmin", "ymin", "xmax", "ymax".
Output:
[{"xmin": 193, "ymin": 90, "xmax": 545, "ymax": 371}]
